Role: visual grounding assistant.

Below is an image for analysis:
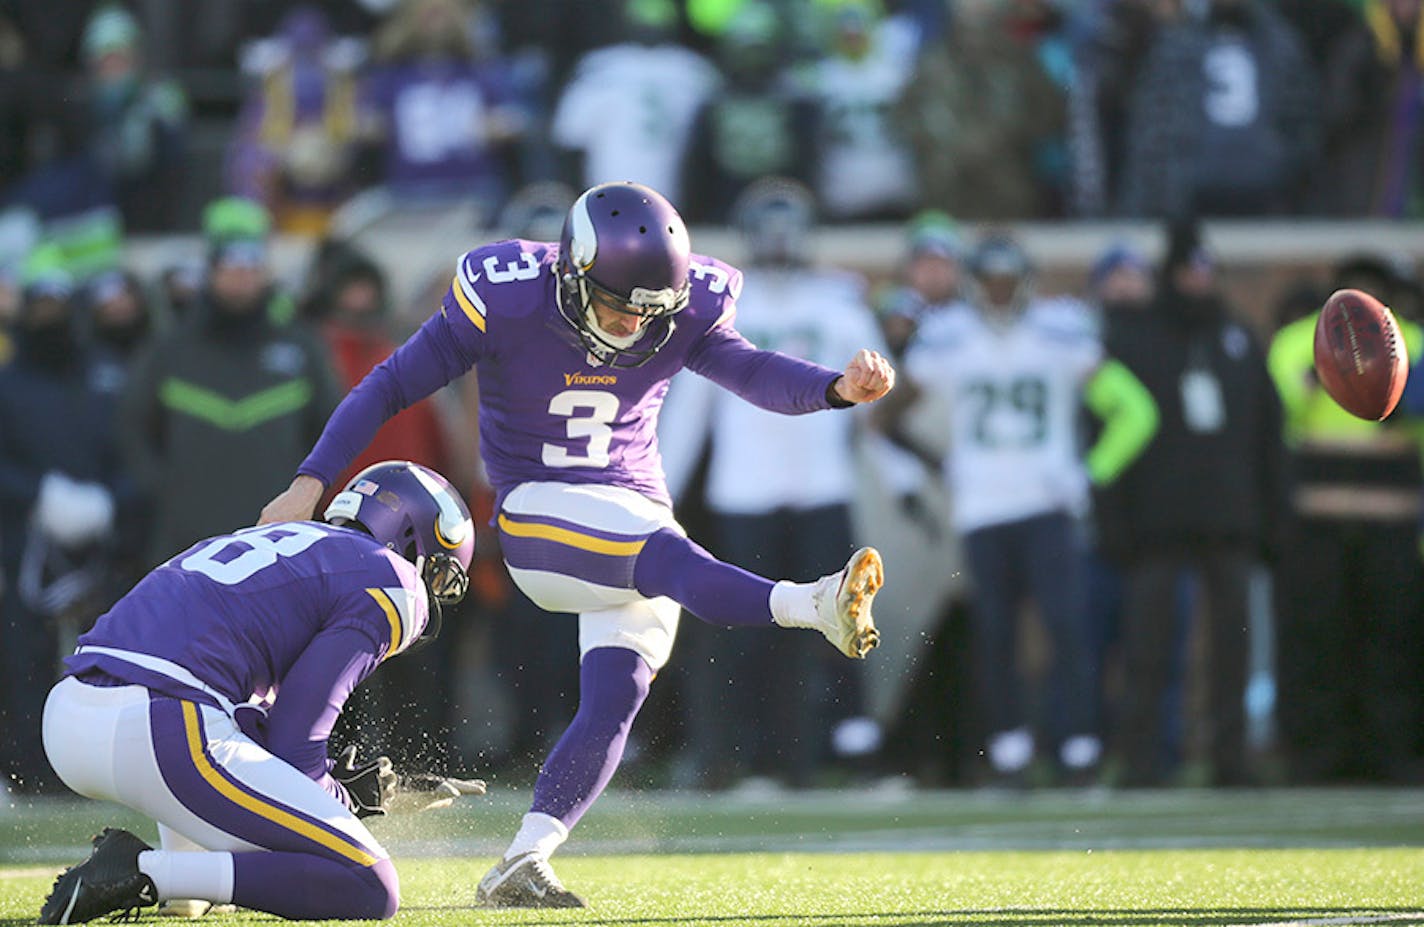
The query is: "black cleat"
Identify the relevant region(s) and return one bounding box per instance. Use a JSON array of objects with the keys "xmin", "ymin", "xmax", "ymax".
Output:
[
  {"xmin": 40, "ymin": 828, "xmax": 157, "ymax": 925},
  {"xmin": 475, "ymin": 852, "xmax": 585, "ymax": 908}
]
